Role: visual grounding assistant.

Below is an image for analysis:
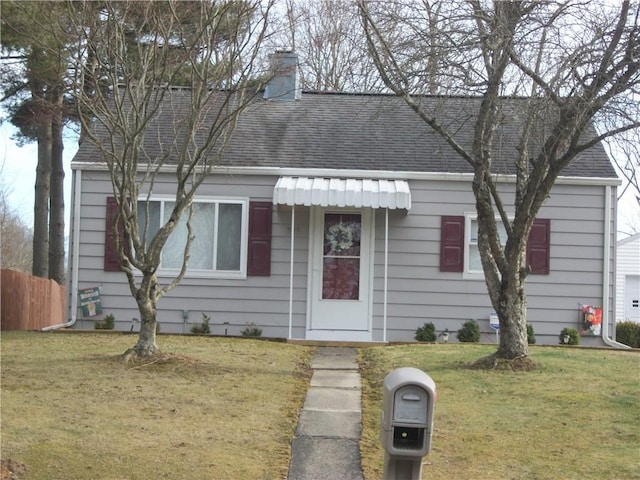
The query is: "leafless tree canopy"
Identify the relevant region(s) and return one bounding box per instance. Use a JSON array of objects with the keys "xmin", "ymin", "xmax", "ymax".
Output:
[
  {"xmin": 68, "ymin": 0, "xmax": 274, "ymax": 356},
  {"xmin": 265, "ymin": 0, "xmax": 384, "ymax": 92},
  {"xmin": 608, "ymin": 128, "xmax": 640, "ymax": 236},
  {"xmin": 0, "ymin": 175, "xmax": 33, "ymax": 273},
  {"xmin": 360, "ymin": 0, "xmax": 639, "ymax": 361}
]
